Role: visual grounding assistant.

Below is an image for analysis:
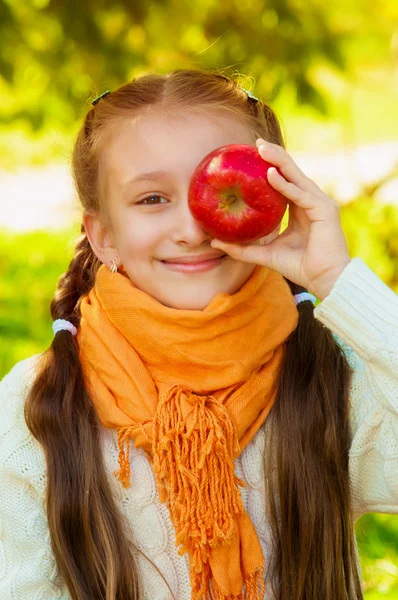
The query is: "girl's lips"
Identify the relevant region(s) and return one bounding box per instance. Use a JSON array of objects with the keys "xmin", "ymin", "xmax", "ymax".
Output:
[{"xmin": 159, "ymin": 256, "xmax": 227, "ymax": 273}]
